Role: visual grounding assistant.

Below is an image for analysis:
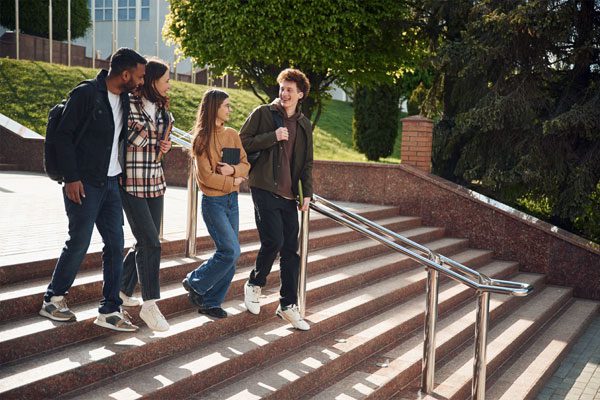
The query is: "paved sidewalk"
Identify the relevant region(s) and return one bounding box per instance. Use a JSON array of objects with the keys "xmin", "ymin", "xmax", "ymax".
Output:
[
  {"xmin": 0, "ymin": 171, "xmax": 385, "ymax": 267},
  {"xmin": 536, "ymin": 315, "xmax": 600, "ymax": 400}
]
